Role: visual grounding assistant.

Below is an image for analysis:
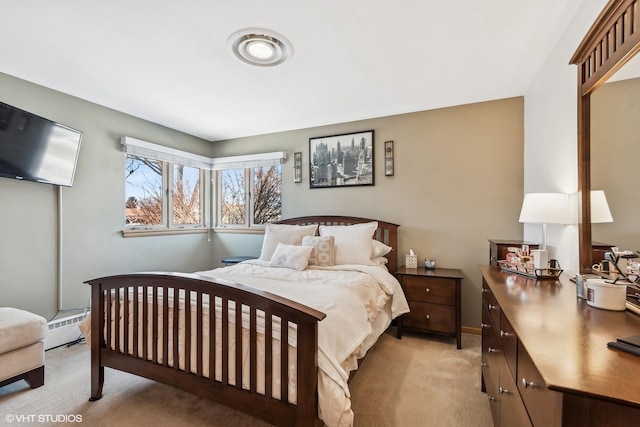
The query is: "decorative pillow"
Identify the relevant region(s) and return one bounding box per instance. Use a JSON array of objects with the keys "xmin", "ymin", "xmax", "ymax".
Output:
[
  {"xmin": 371, "ymin": 239, "xmax": 392, "ymax": 258},
  {"xmin": 269, "ymin": 243, "xmax": 313, "ymax": 271},
  {"xmin": 302, "ymin": 235, "xmax": 336, "ymax": 266},
  {"xmin": 258, "ymin": 223, "xmax": 318, "ymax": 261},
  {"xmin": 370, "ymin": 256, "xmax": 389, "ymax": 266},
  {"xmin": 319, "ymin": 222, "xmax": 378, "ymax": 265}
]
